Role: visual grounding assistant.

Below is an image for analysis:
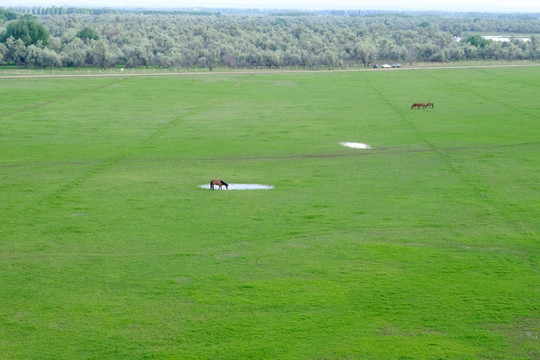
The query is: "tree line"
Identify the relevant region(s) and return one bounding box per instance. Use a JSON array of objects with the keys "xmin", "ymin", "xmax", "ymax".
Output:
[{"xmin": 0, "ymin": 8, "xmax": 539, "ymax": 69}]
